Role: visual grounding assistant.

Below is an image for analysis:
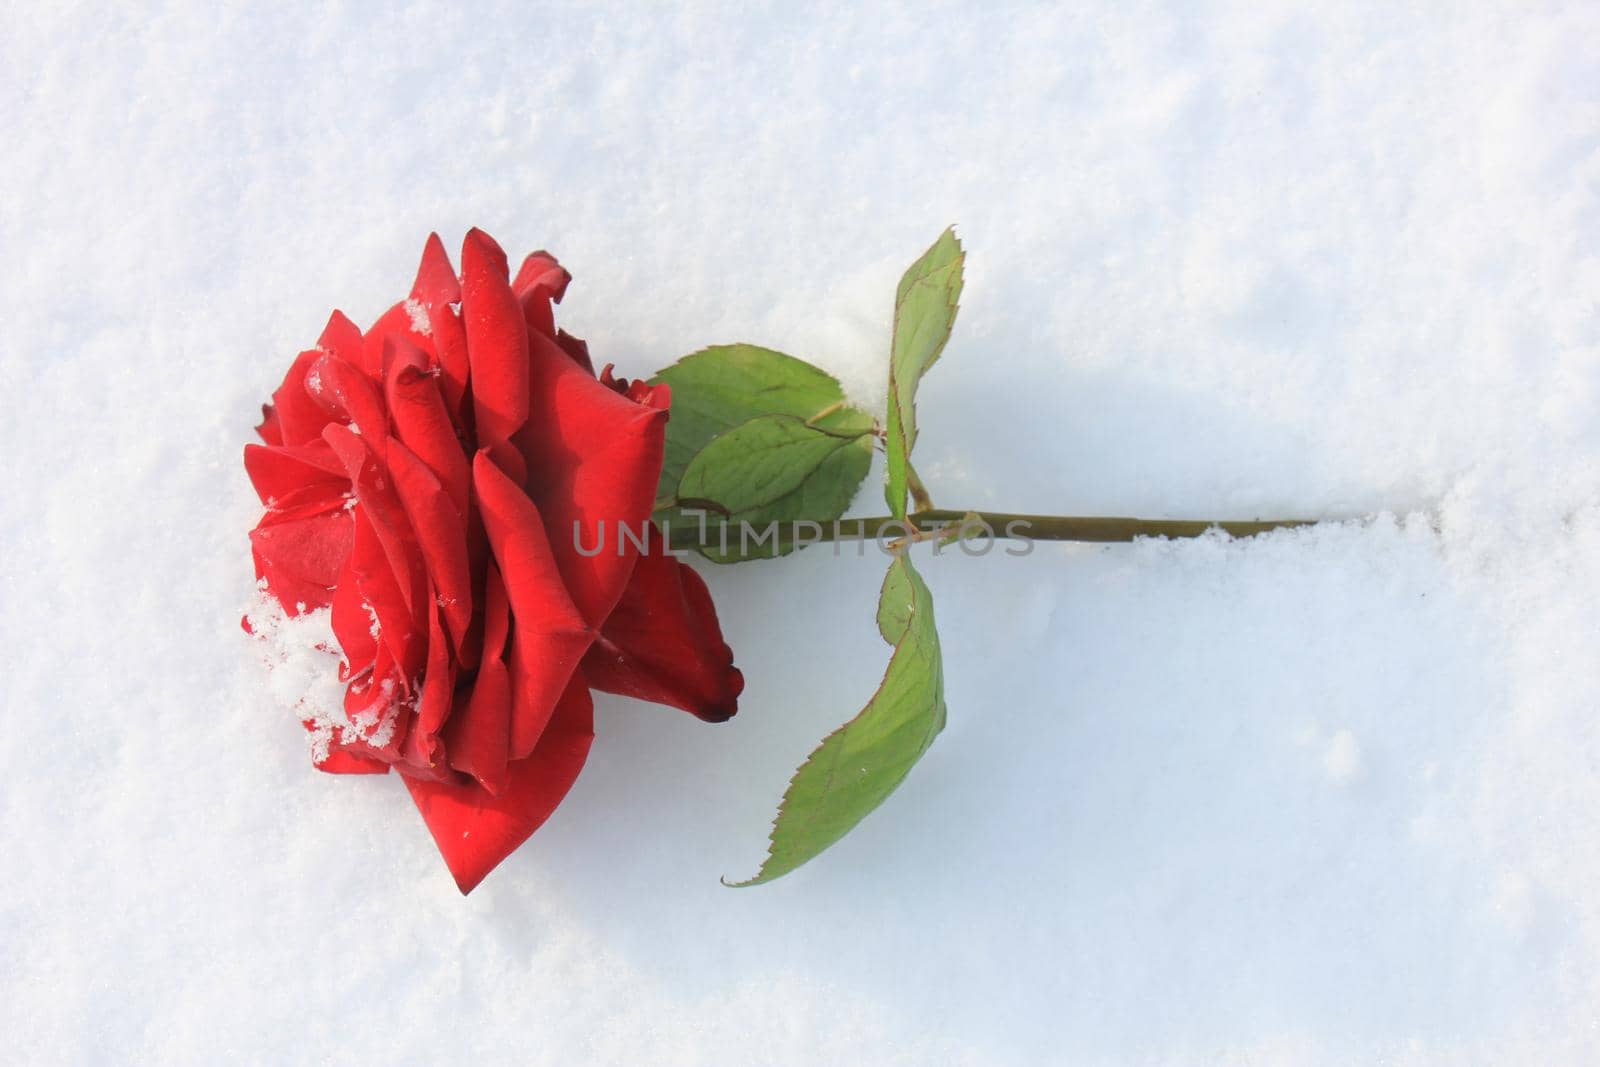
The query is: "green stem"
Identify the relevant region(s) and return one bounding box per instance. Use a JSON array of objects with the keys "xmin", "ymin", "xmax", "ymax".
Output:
[
  {"xmin": 903, "ymin": 460, "xmax": 936, "ymax": 513},
  {"xmin": 666, "ymin": 508, "xmax": 1314, "ymax": 551}
]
